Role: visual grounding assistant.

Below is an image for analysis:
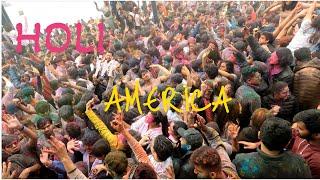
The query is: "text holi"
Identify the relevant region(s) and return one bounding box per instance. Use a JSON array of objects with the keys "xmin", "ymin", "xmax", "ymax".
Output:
[{"xmin": 15, "ymin": 23, "xmax": 106, "ymax": 53}]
